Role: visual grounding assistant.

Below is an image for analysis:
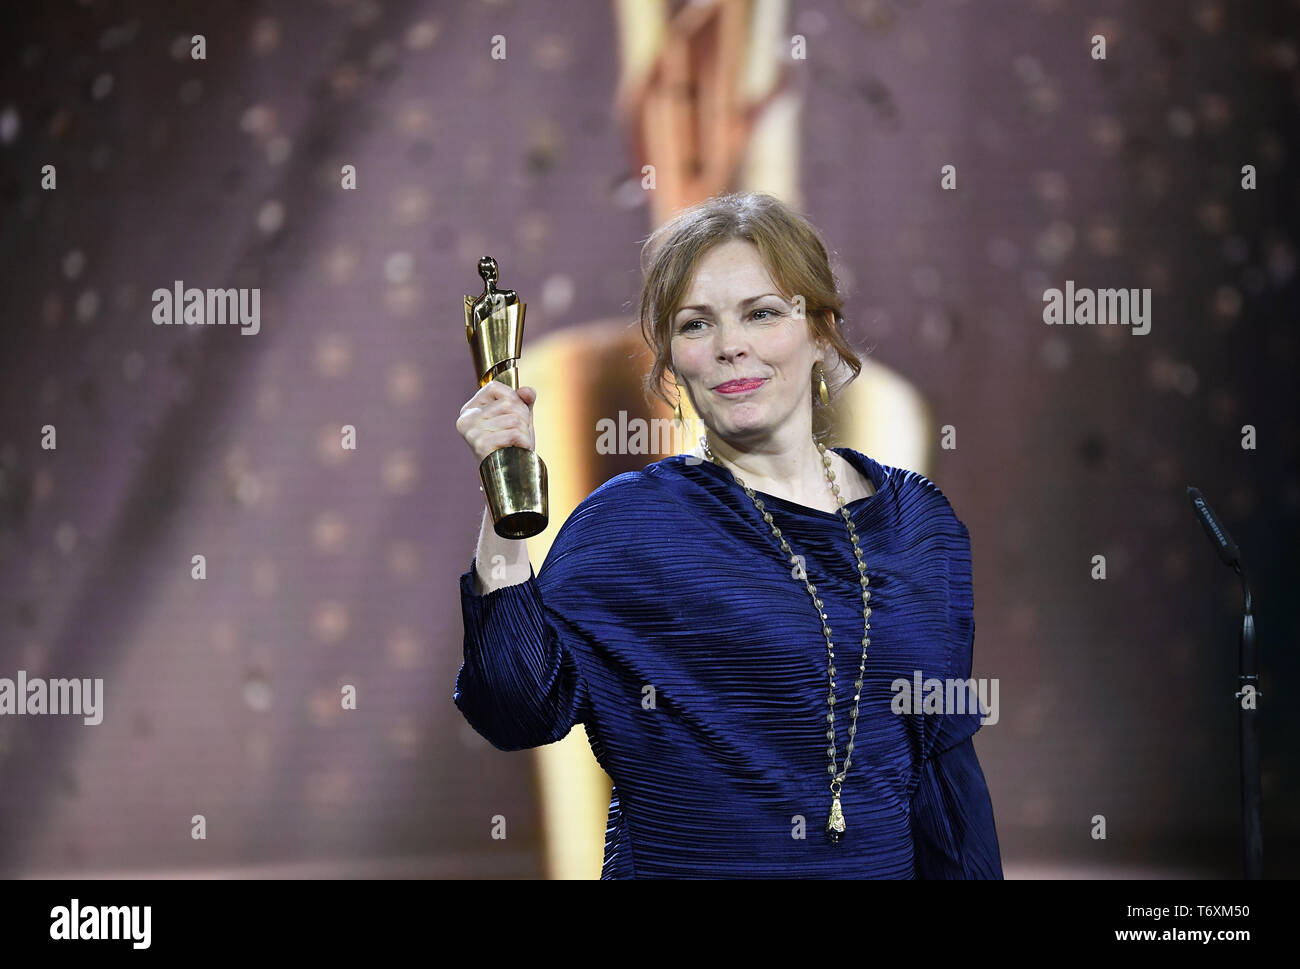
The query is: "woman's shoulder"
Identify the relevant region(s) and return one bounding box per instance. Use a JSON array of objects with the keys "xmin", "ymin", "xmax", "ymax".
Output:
[
  {"xmin": 583, "ymin": 463, "xmax": 675, "ymax": 508},
  {"xmin": 538, "ymin": 464, "xmax": 679, "ymax": 585},
  {"xmin": 843, "ymin": 449, "xmax": 970, "ymax": 538},
  {"xmin": 549, "ymin": 464, "xmax": 676, "ymax": 543},
  {"xmin": 574, "ymin": 449, "xmax": 968, "ymax": 534}
]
